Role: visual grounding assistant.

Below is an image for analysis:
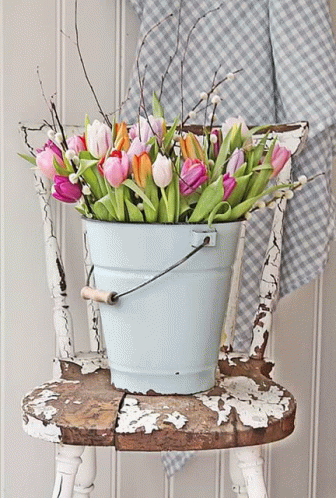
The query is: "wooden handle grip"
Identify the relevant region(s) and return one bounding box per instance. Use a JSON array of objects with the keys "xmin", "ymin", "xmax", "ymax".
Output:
[{"xmin": 80, "ymin": 286, "xmax": 117, "ymax": 305}]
